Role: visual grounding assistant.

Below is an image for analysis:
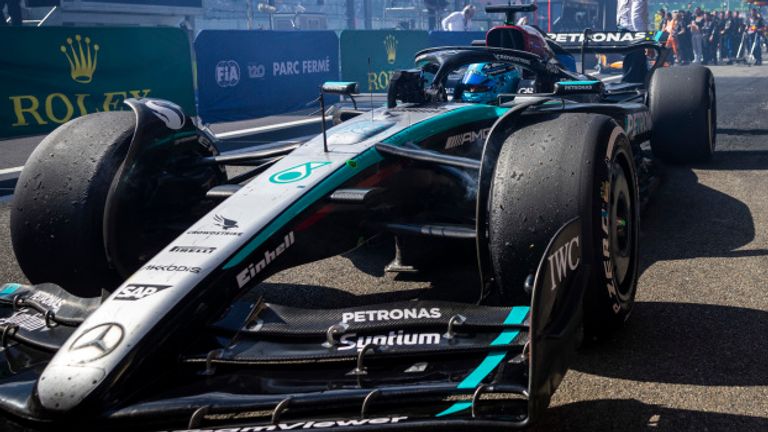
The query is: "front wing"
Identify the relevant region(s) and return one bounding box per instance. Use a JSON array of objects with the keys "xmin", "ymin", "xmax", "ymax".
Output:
[{"xmin": 0, "ymin": 221, "xmax": 583, "ymax": 431}]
